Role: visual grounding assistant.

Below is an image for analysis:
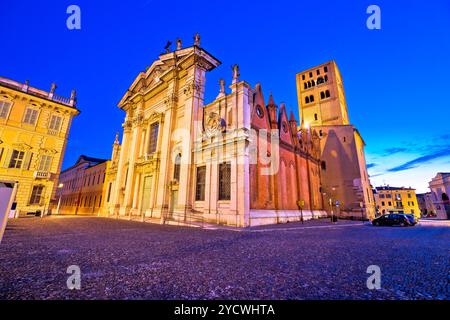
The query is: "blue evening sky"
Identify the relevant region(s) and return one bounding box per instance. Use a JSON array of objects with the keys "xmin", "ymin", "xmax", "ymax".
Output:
[{"xmin": 1, "ymin": 0, "xmax": 449, "ymax": 193}]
